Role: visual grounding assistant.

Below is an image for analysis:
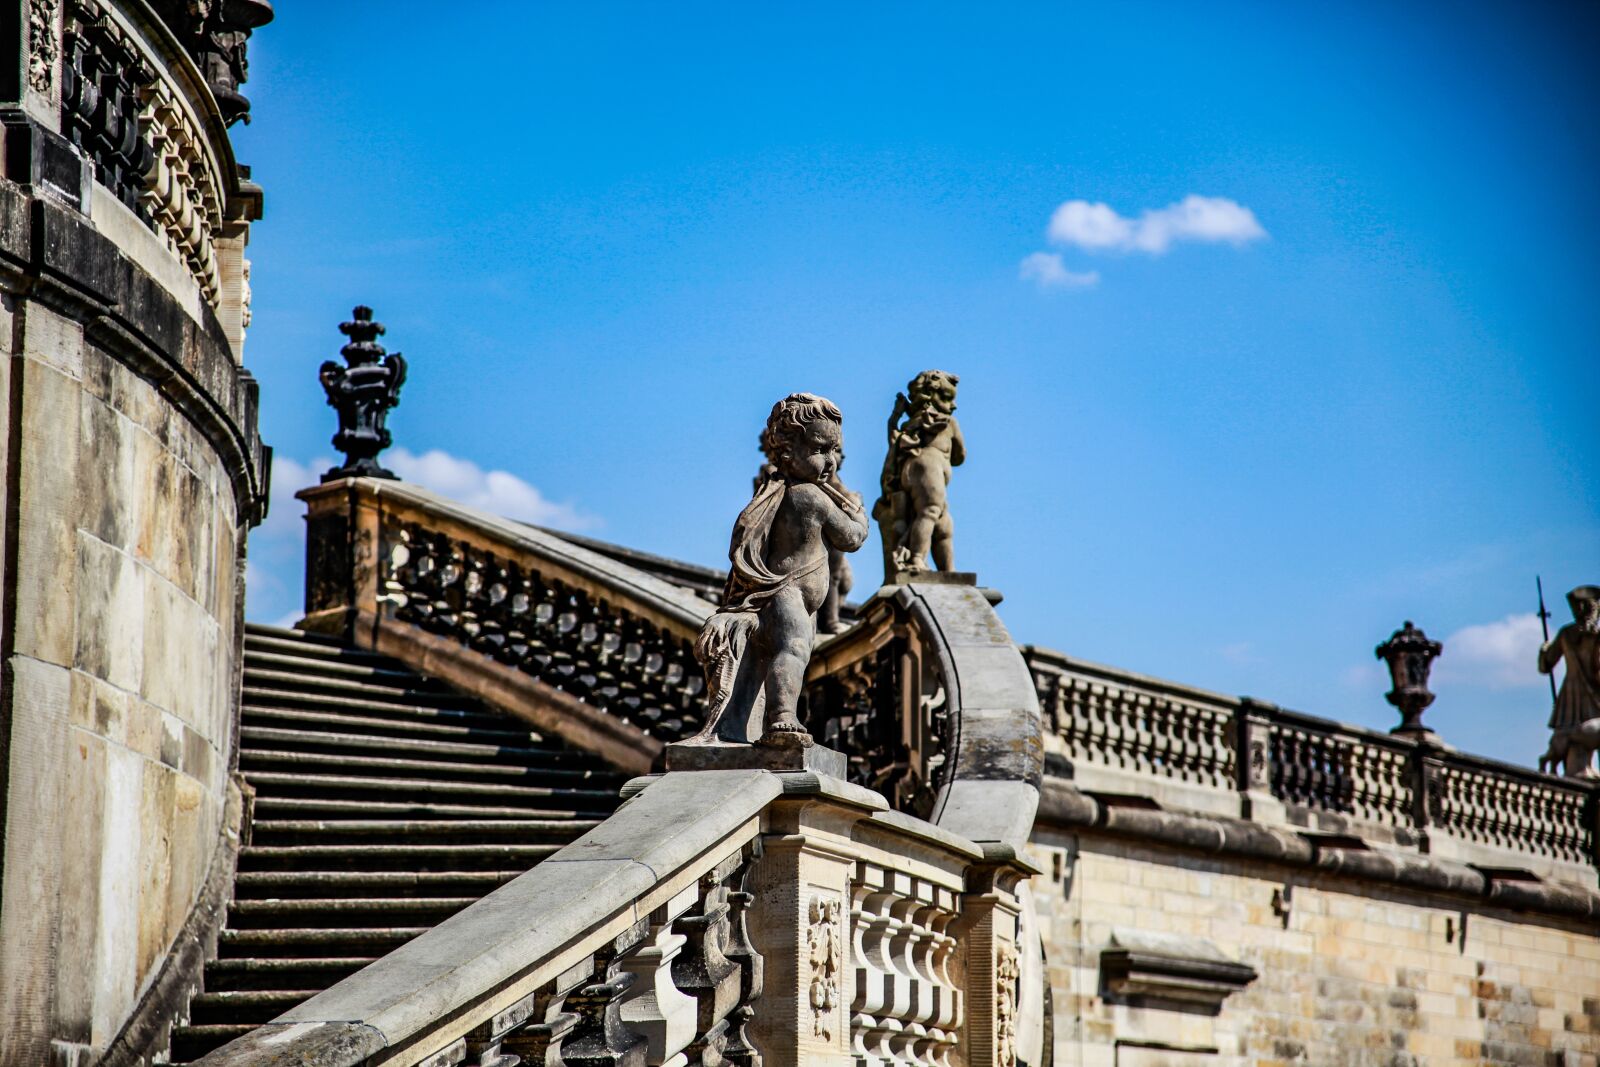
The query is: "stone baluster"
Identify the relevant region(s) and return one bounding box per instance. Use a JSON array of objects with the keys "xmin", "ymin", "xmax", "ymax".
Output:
[
  {"xmin": 502, "ymin": 957, "xmax": 597, "ymax": 1067},
  {"xmin": 722, "ymin": 879, "xmax": 765, "ymax": 1067},
  {"xmin": 672, "ymin": 859, "xmax": 744, "ymax": 1065},
  {"xmin": 618, "ymin": 886, "xmax": 700, "ymax": 1067},
  {"xmin": 561, "ymin": 922, "xmax": 650, "ymax": 1067}
]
